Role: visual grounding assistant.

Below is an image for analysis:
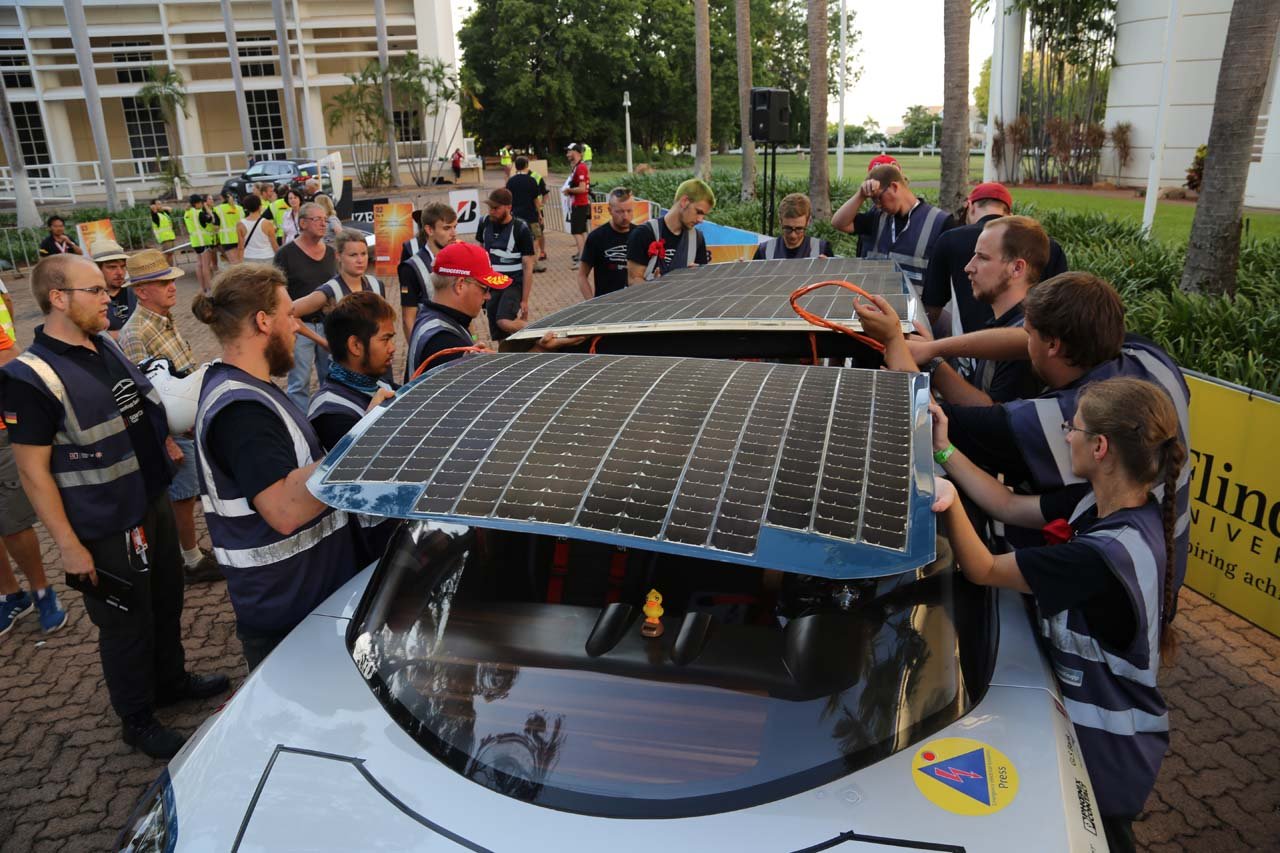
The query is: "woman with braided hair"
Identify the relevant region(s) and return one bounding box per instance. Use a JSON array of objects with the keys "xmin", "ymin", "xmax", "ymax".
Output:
[{"xmin": 930, "ymin": 376, "xmax": 1184, "ymax": 853}]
